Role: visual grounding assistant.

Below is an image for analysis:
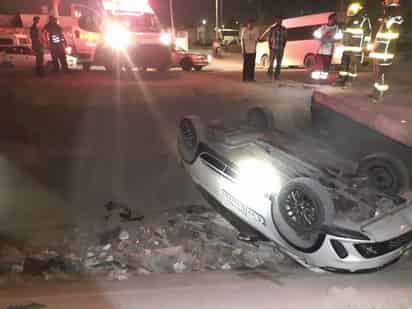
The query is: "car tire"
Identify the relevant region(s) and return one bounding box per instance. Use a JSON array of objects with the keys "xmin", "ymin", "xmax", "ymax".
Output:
[
  {"xmin": 272, "ymin": 177, "xmax": 335, "ymax": 251},
  {"xmin": 261, "ymin": 54, "xmax": 269, "ymax": 68},
  {"xmin": 181, "ymin": 58, "xmax": 193, "ymax": 72},
  {"xmin": 83, "ymin": 62, "xmax": 91, "ymax": 72},
  {"xmin": 247, "ymin": 106, "xmax": 274, "ymax": 131},
  {"xmin": 45, "ymin": 61, "xmax": 54, "ymax": 72},
  {"xmin": 357, "ymin": 153, "xmax": 410, "ymax": 195},
  {"xmin": 178, "ymin": 115, "xmax": 205, "ymax": 164},
  {"xmin": 304, "ymin": 54, "xmax": 316, "ymax": 71},
  {"xmin": 194, "ymin": 65, "xmax": 203, "ymax": 71}
]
